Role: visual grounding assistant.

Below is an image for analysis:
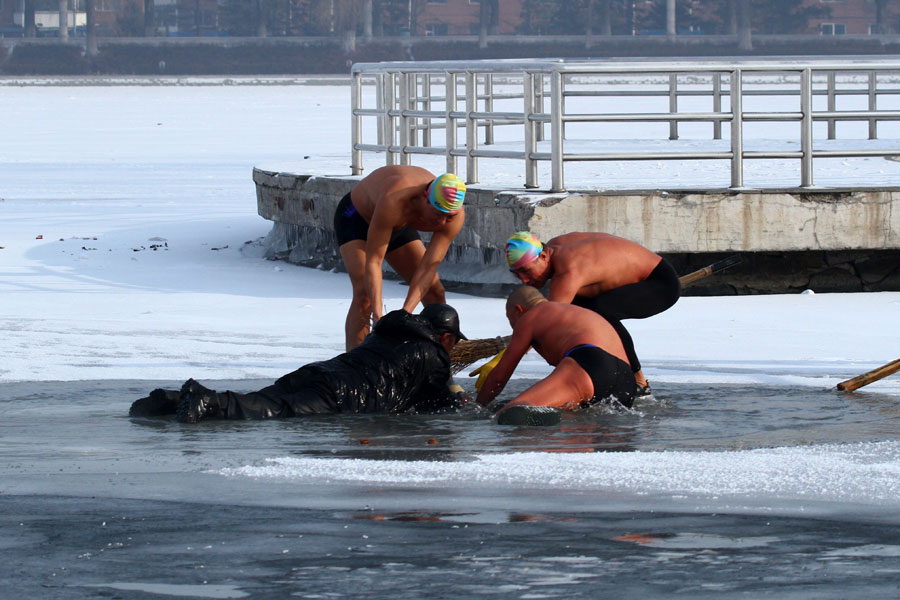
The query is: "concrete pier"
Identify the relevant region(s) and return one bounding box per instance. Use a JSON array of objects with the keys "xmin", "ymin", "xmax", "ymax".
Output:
[{"xmin": 253, "ymin": 168, "xmax": 900, "ymax": 294}]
